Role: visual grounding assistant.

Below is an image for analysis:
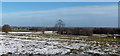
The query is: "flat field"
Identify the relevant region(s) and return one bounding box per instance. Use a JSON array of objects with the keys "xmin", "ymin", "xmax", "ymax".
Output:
[{"xmin": 0, "ymin": 32, "xmax": 119, "ymax": 56}]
